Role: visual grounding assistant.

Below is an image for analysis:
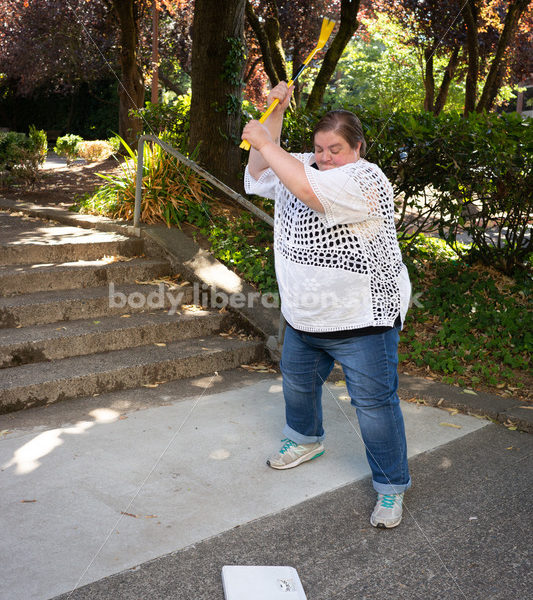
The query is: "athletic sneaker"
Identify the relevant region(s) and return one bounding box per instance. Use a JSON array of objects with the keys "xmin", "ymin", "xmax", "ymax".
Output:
[
  {"xmin": 370, "ymin": 493, "xmax": 404, "ymax": 529},
  {"xmin": 266, "ymin": 438, "xmax": 324, "ymax": 470}
]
